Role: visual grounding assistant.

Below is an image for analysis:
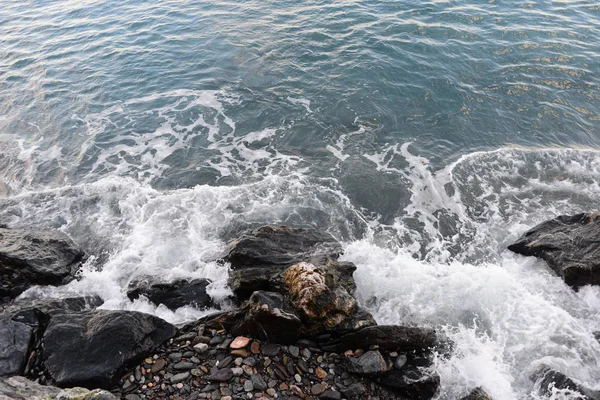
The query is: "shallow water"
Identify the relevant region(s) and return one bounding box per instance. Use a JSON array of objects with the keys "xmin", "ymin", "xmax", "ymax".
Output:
[{"xmin": 1, "ymin": 1, "xmax": 600, "ymax": 398}]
